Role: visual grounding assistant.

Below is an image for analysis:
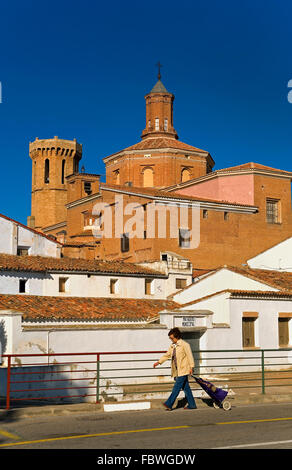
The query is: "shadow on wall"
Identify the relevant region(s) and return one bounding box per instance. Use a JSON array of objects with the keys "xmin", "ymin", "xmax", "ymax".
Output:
[{"xmin": 0, "ymin": 320, "xmax": 7, "ymax": 355}]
